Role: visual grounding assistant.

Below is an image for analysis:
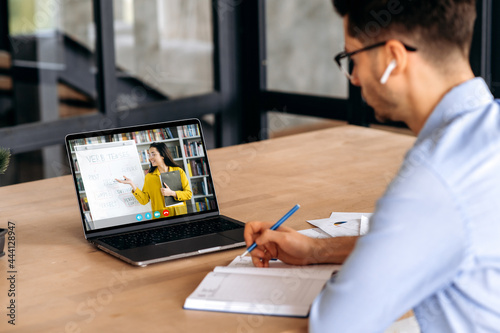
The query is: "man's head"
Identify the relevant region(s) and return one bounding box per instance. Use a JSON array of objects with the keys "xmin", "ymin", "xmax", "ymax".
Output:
[
  {"xmin": 334, "ymin": 0, "xmax": 476, "ymax": 62},
  {"xmin": 332, "ymin": 0, "xmax": 477, "ymax": 133}
]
